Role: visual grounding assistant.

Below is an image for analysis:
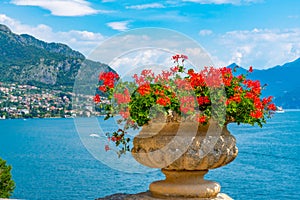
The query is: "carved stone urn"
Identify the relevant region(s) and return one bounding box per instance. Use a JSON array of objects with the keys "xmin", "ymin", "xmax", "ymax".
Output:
[{"xmin": 131, "ymin": 120, "xmax": 238, "ymax": 199}]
